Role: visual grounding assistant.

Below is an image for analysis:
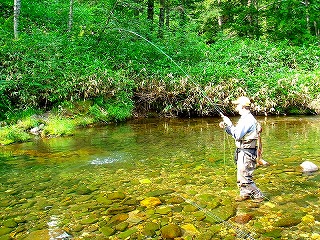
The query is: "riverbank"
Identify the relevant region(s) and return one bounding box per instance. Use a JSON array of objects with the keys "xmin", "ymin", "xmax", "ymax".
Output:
[{"xmin": 0, "ymin": 95, "xmax": 319, "ymax": 146}]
